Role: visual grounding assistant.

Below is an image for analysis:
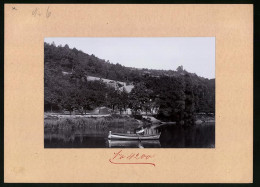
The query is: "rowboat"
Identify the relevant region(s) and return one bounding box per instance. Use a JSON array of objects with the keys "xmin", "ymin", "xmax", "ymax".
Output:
[
  {"xmin": 108, "ymin": 140, "xmax": 161, "ymax": 148},
  {"xmin": 108, "ymin": 131, "xmax": 161, "ymax": 140}
]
